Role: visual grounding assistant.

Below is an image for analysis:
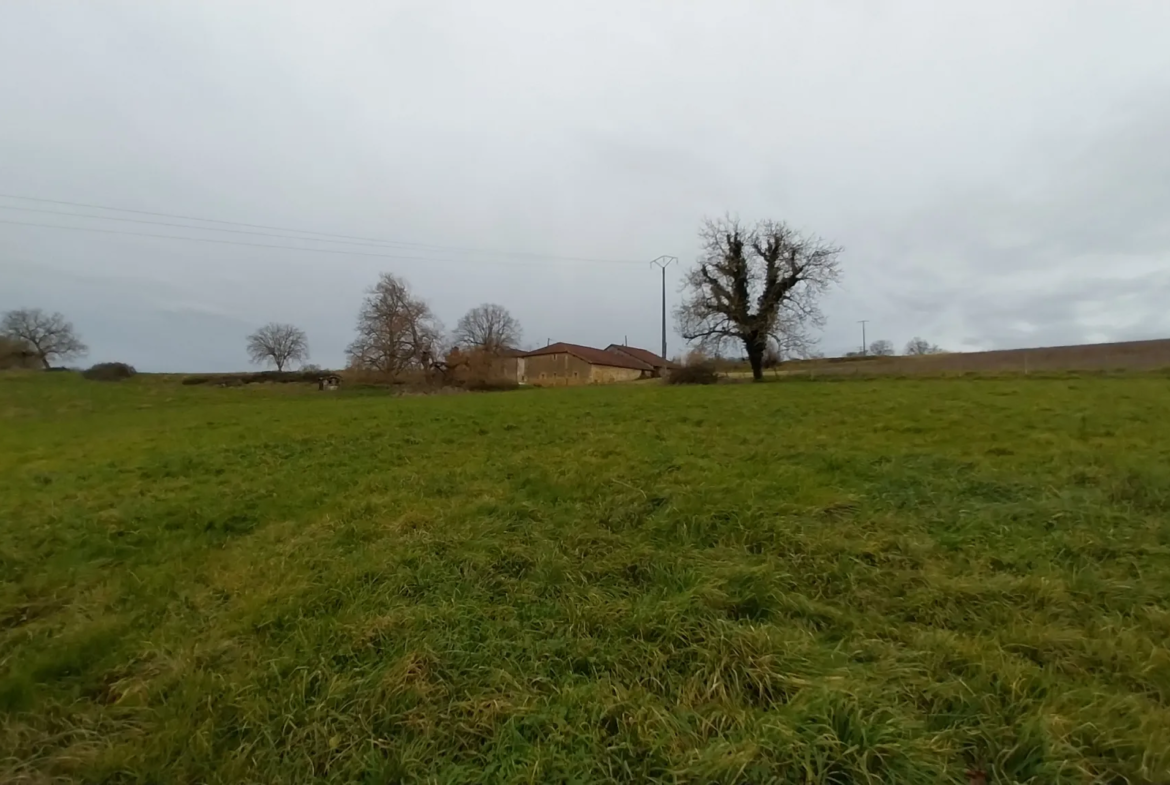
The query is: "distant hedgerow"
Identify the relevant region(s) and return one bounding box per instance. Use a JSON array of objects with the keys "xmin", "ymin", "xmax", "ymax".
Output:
[{"xmin": 181, "ymin": 370, "xmax": 326, "ymax": 386}]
